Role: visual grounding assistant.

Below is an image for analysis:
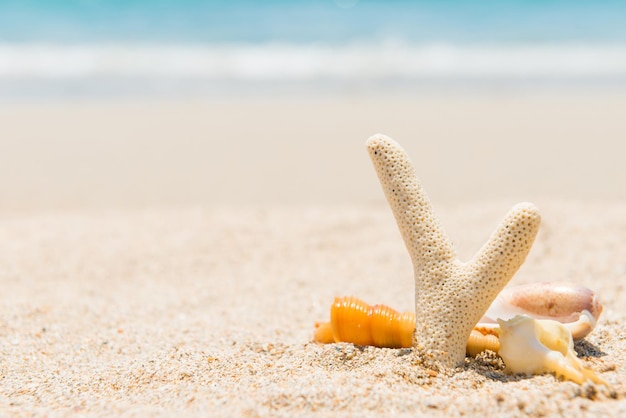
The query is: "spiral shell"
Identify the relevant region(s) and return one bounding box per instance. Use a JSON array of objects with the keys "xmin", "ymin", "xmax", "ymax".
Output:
[
  {"xmin": 467, "ymin": 328, "xmax": 500, "ymax": 357},
  {"xmin": 321, "ymin": 296, "xmax": 415, "ymax": 349},
  {"xmin": 313, "ymin": 321, "xmax": 334, "ymax": 344}
]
